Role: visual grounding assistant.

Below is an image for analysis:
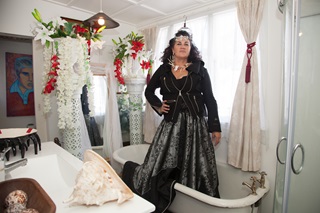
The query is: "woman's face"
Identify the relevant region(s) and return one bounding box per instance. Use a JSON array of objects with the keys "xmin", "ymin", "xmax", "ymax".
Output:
[{"xmin": 172, "ymin": 37, "xmax": 191, "ymax": 60}]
